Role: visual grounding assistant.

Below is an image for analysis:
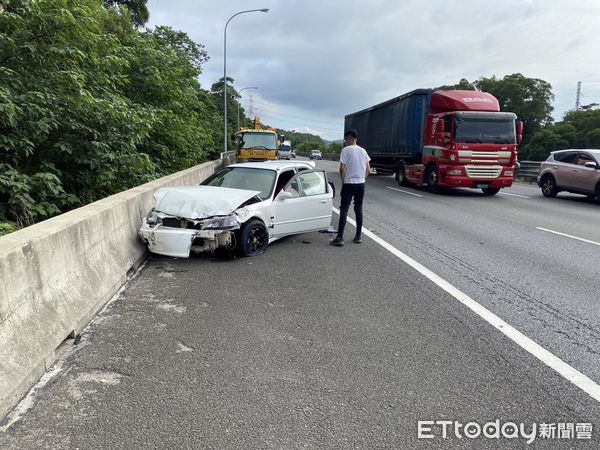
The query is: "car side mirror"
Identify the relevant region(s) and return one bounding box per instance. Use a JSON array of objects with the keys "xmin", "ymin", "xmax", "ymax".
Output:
[
  {"xmin": 277, "ymin": 191, "xmax": 294, "ymax": 200},
  {"xmin": 516, "ymin": 121, "xmax": 524, "ymax": 144},
  {"xmin": 584, "ymin": 162, "xmax": 598, "ymax": 169}
]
